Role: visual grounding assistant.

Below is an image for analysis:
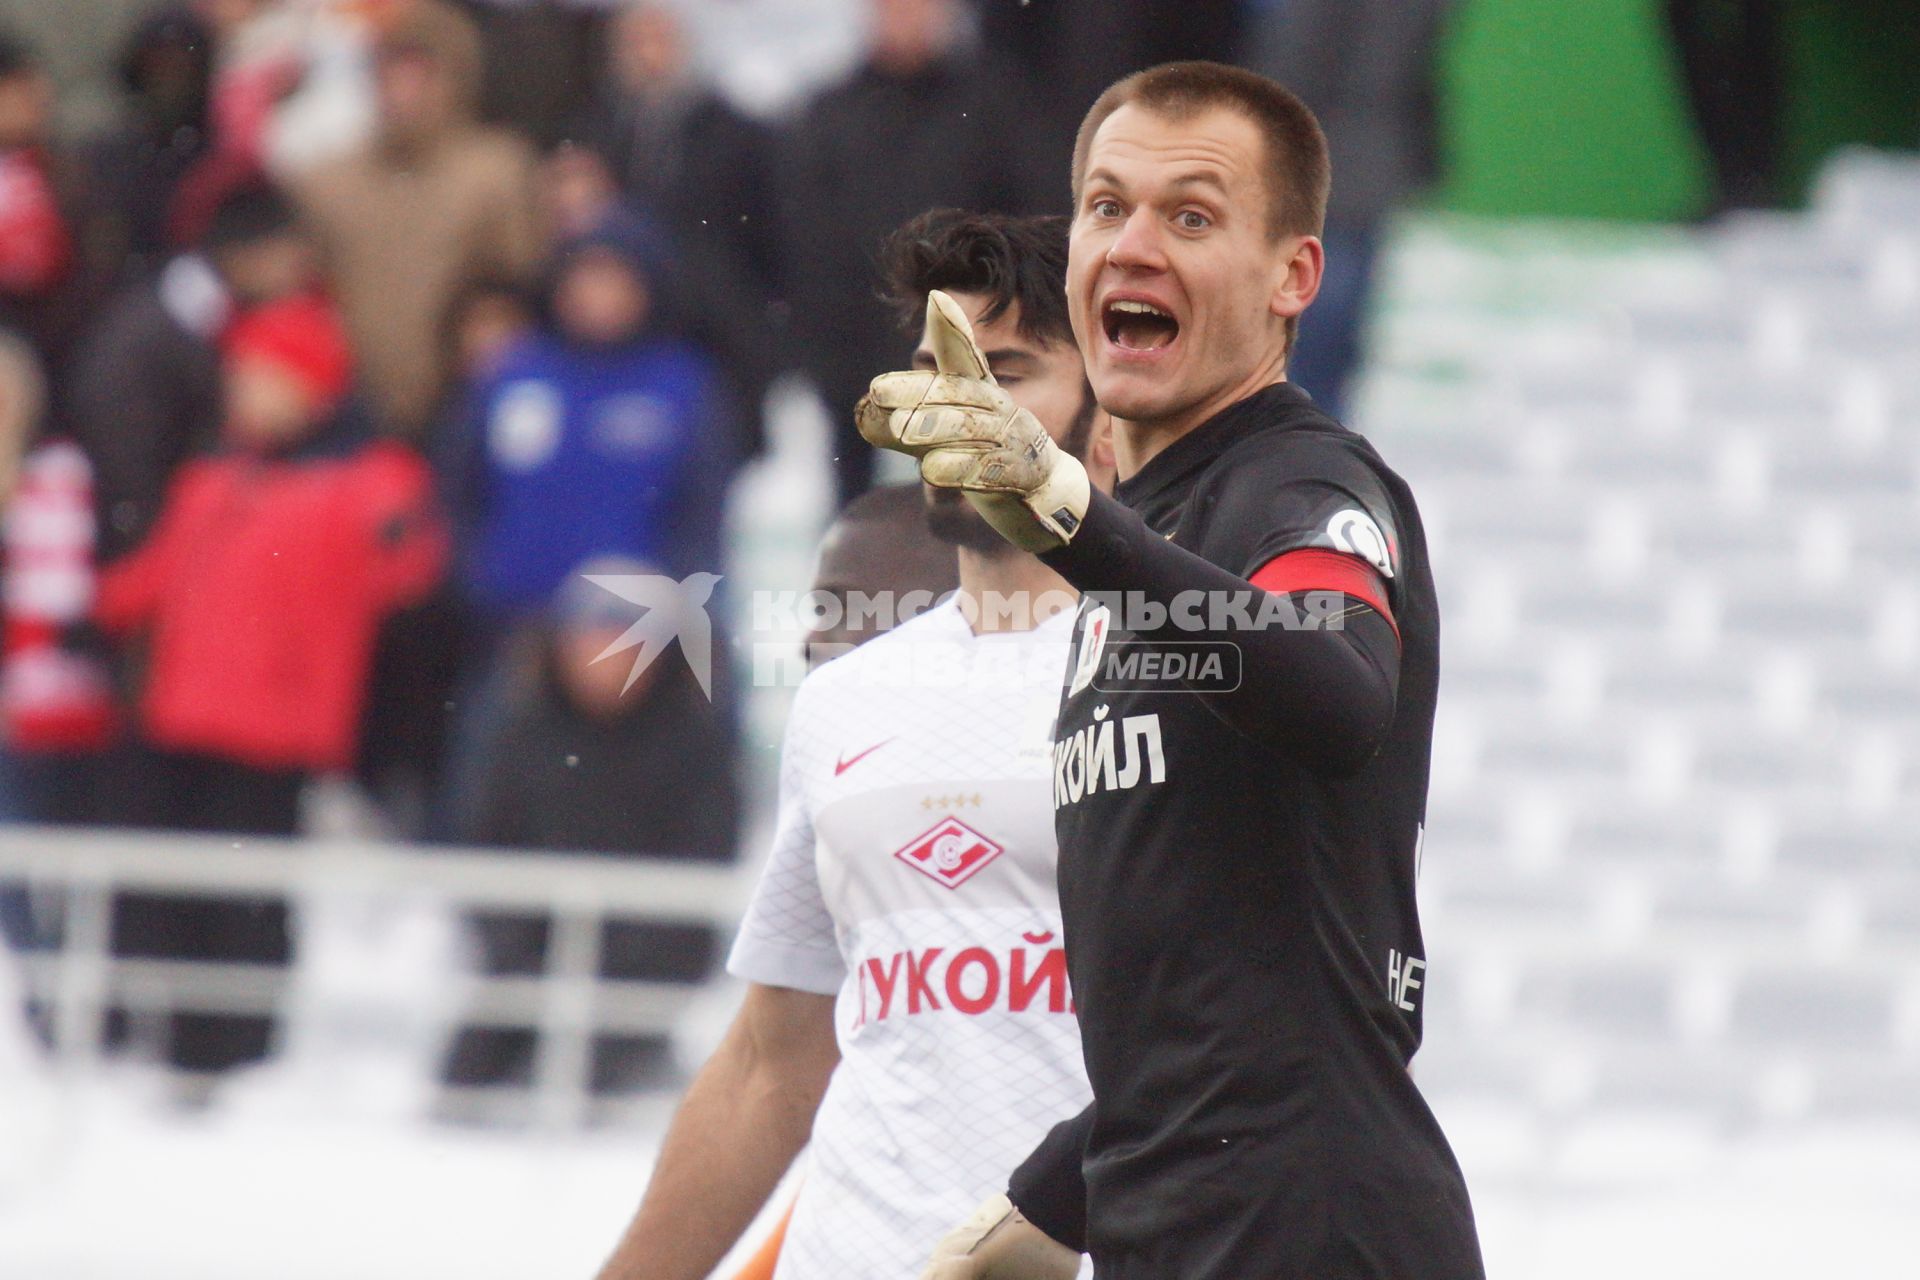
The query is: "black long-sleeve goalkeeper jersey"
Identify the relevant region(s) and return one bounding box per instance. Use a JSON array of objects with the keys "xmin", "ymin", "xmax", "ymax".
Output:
[{"xmin": 1010, "ymin": 382, "xmax": 1483, "ymax": 1279}]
